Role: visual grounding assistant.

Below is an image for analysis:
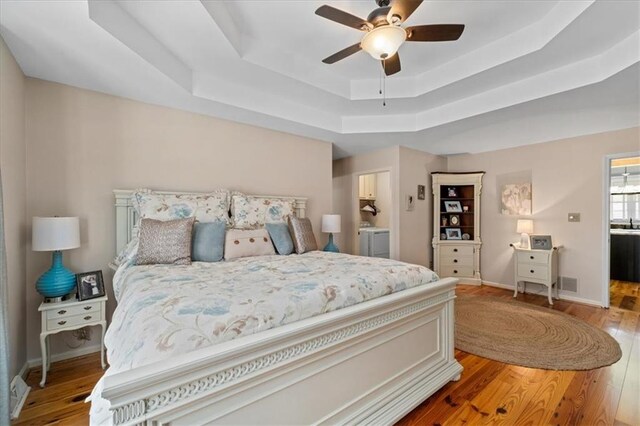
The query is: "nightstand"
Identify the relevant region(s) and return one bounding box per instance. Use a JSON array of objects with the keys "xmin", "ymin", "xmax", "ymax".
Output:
[
  {"xmin": 511, "ymin": 244, "xmax": 561, "ymax": 305},
  {"xmin": 38, "ymin": 296, "xmax": 107, "ymax": 387}
]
